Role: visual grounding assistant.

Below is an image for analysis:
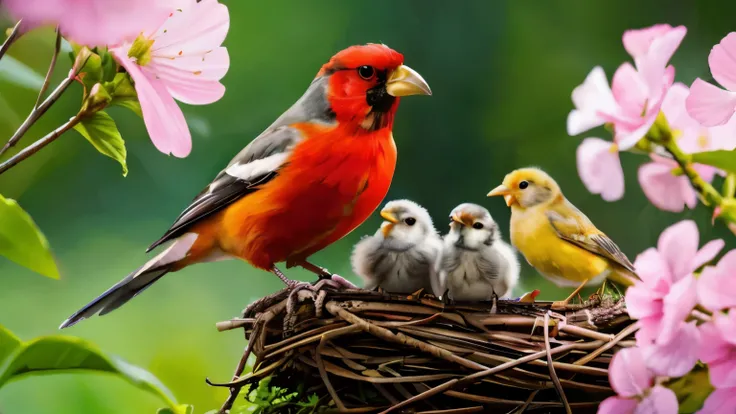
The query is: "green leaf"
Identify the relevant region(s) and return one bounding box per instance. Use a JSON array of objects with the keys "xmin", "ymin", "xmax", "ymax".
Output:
[
  {"xmin": 108, "ymin": 73, "xmax": 142, "ymax": 118},
  {"xmin": 73, "ymin": 111, "xmax": 128, "ymax": 176},
  {"xmin": 666, "ymin": 365, "xmax": 713, "ymax": 413},
  {"xmin": 100, "ymin": 50, "xmax": 117, "ymax": 83},
  {"xmin": 157, "ymin": 405, "xmax": 194, "ymax": 414},
  {"xmin": 691, "ymin": 150, "xmax": 736, "ymax": 175},
  {"xmin": 0, "ymin": 194, "xmax": 60, "ymax": 279},
  {"xmin": 0, "ymin": 325, "xmax": 180, "ymax": 410}
]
